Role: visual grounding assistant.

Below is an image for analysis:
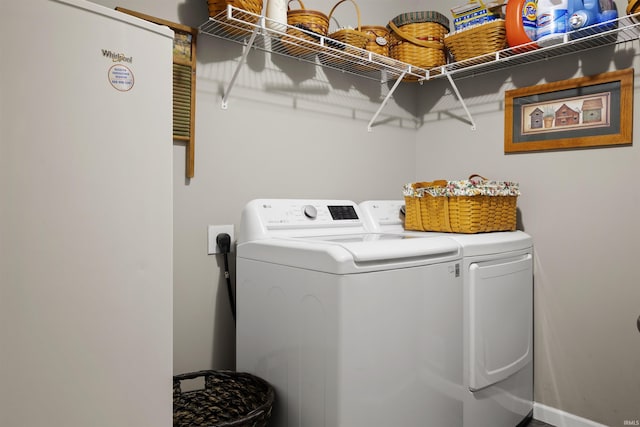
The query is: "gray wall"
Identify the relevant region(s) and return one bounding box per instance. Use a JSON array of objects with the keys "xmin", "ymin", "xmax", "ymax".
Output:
[
  {"xmin": 95, "ymin": 0, "xmax": 639, "ymax": 425},
  {"xmin": 413, "ymin": 37, "xmax": 640, "ymax": 426}
]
